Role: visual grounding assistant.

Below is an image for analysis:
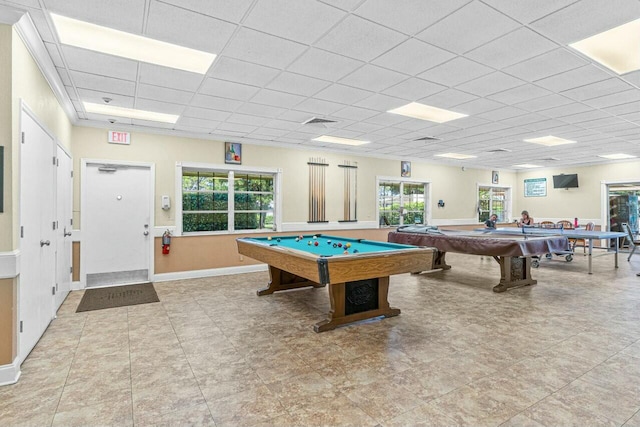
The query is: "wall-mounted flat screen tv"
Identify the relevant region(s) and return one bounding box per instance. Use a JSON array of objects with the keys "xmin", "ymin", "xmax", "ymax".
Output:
[{"xmin": 553, "ymin": 173, "xmax": 579, "ymax": 188}]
